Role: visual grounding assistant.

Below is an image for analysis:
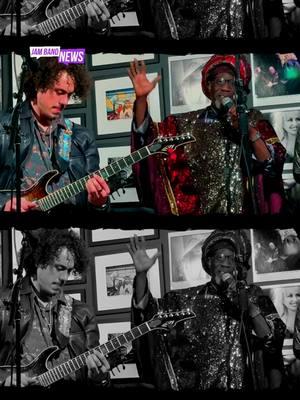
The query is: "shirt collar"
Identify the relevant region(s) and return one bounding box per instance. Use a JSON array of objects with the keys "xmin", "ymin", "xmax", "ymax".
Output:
[{"xmin": 20, "ymin": 100, "xmax": 67, "ymax": 129}]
